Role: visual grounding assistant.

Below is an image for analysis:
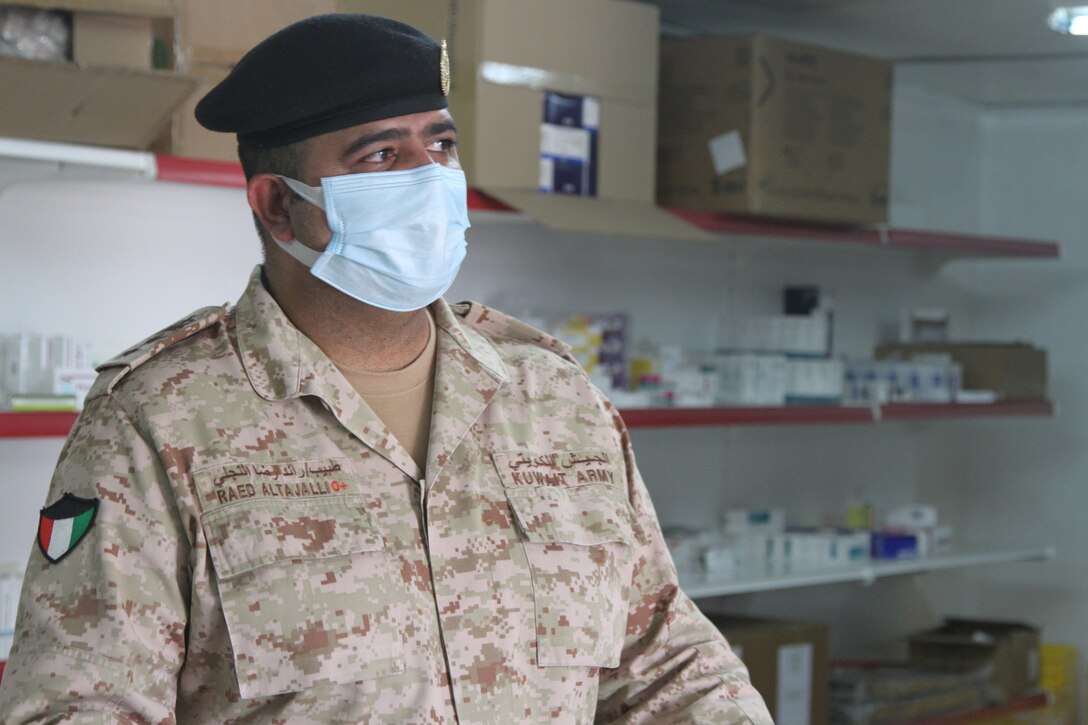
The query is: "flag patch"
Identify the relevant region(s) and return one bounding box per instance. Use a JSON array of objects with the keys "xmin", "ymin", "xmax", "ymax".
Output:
[{"xmin": 38, "ymin": 494, "xmax": 98, "ymax": 564}]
